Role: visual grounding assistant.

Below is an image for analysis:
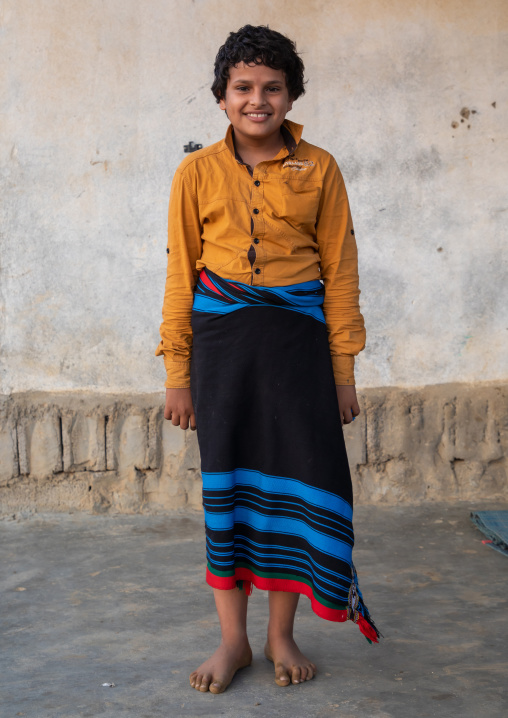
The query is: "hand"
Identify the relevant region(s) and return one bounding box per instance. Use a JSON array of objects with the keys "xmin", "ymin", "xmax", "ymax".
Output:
[
  {"xmin": 336, "ymin": 385, "xmax": 360, "ymax": 426},
  {"xmin": 164, "ymin": 388, "xmax": 196, "ymax": 430}
]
